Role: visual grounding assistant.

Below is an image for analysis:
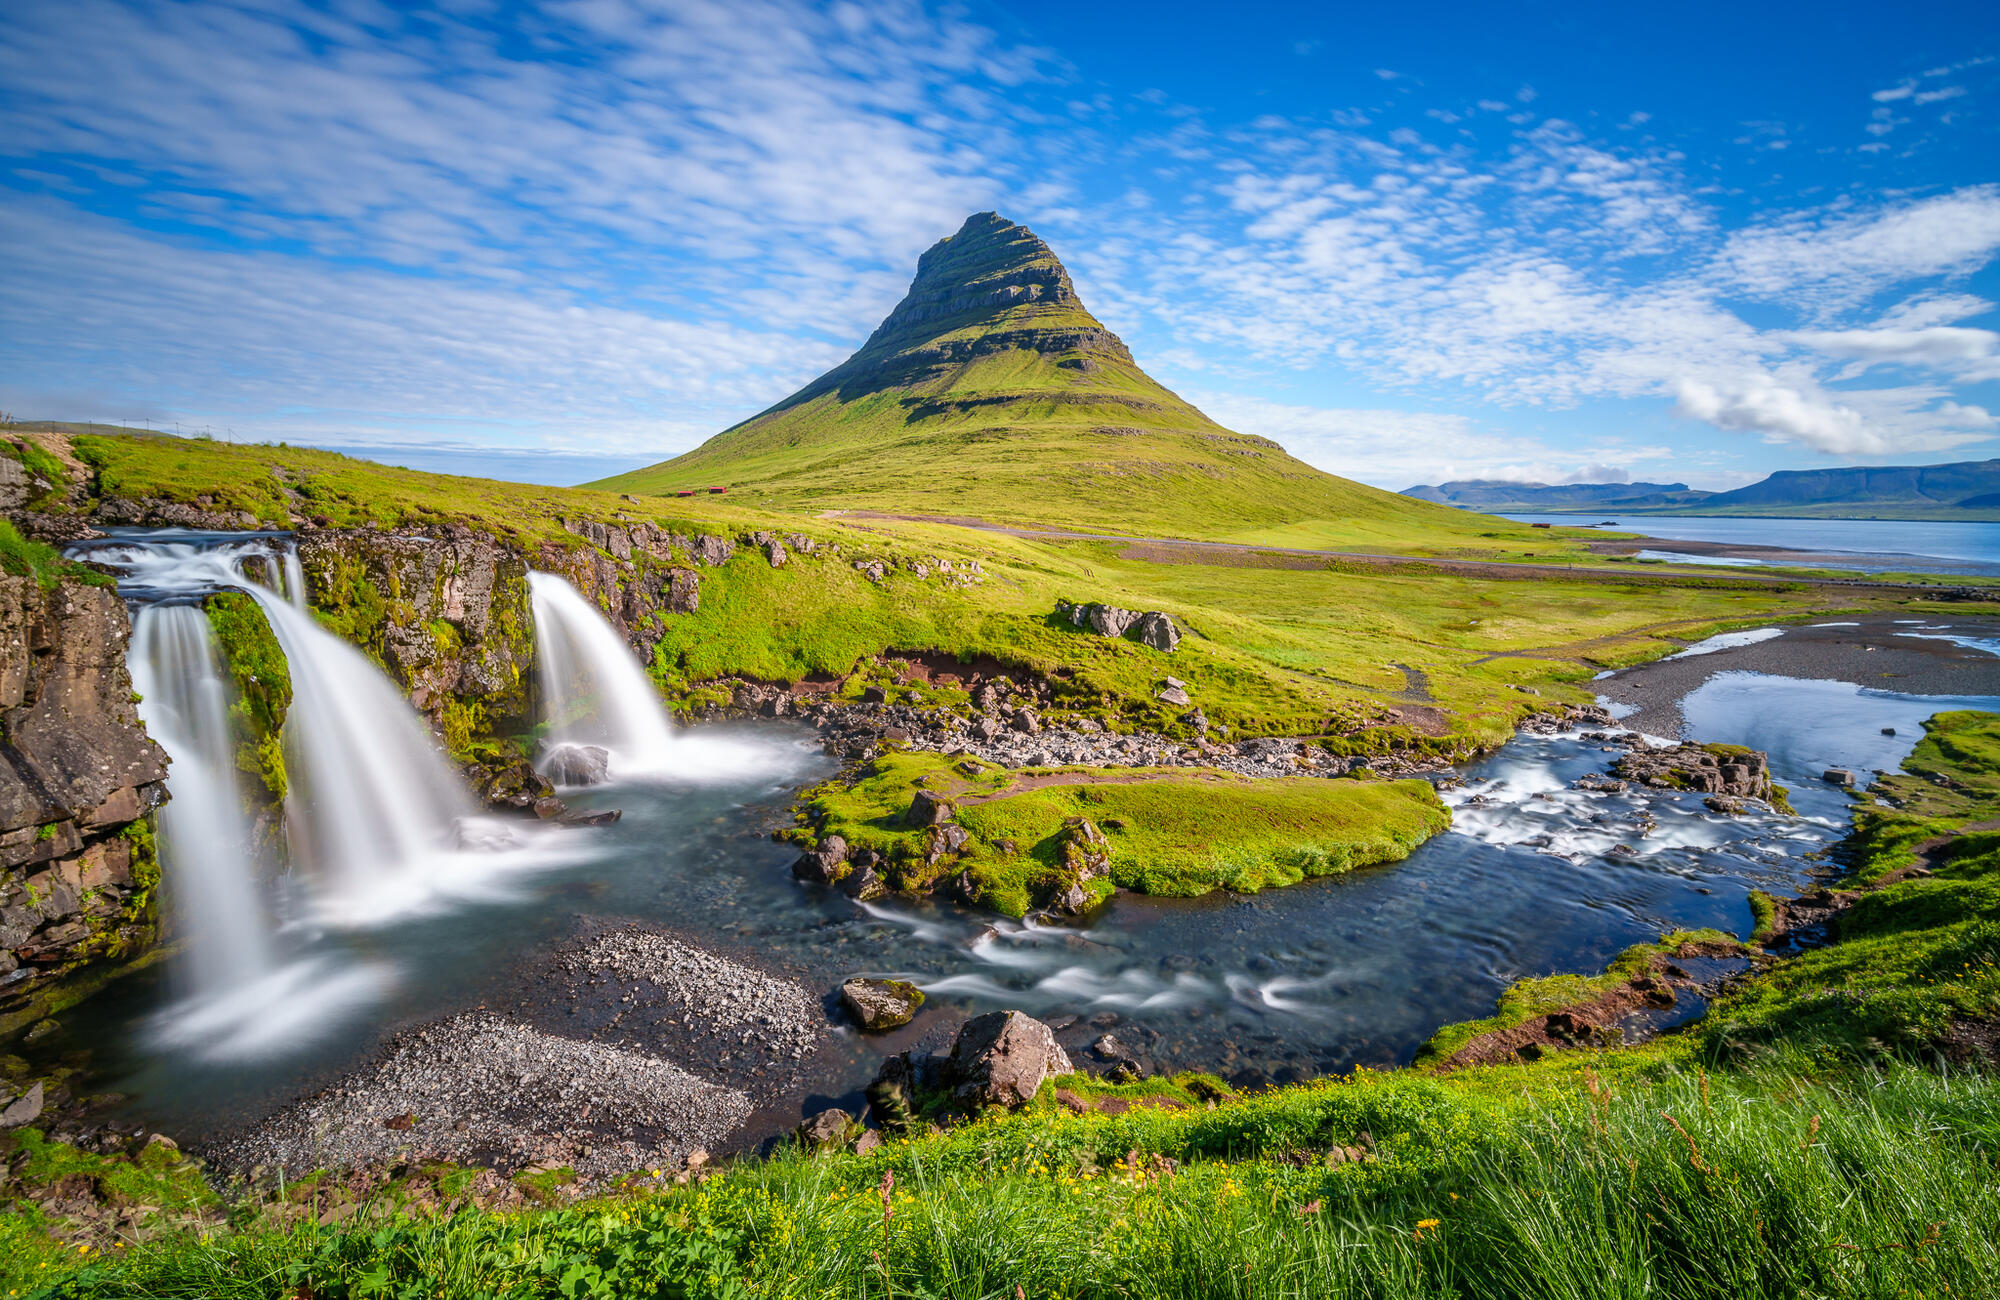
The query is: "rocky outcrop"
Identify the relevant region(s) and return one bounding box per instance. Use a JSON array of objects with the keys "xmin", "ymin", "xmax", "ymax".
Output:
[
  {"xmin": 1611, "ymin": 739, "xmax": 1776, "ymax": 802},
  {"xmin": 0, "ymin": 576, "xmax": 169, "ymax": 1040},
  {"xmin": 1049, "ymin": 818, "xmax": 1112, "ymax": 915},
  {"xmin": 1058, "ymin": 601, "xmax": 1182, "ymax": 653},
  {"xmin": 296, "ymin": 527, "xmax": 536, "ymax": 744}
]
